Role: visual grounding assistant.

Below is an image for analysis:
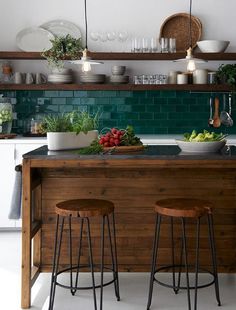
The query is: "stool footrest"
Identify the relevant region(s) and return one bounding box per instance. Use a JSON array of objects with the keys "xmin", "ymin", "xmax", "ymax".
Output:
[
  {"xmin": 55, "ymin": 265, "xmax": 118, "ymax": 290},
  {"xmin": 154, "ymin": 265, "xmax": 216, "ymax": 290}
]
